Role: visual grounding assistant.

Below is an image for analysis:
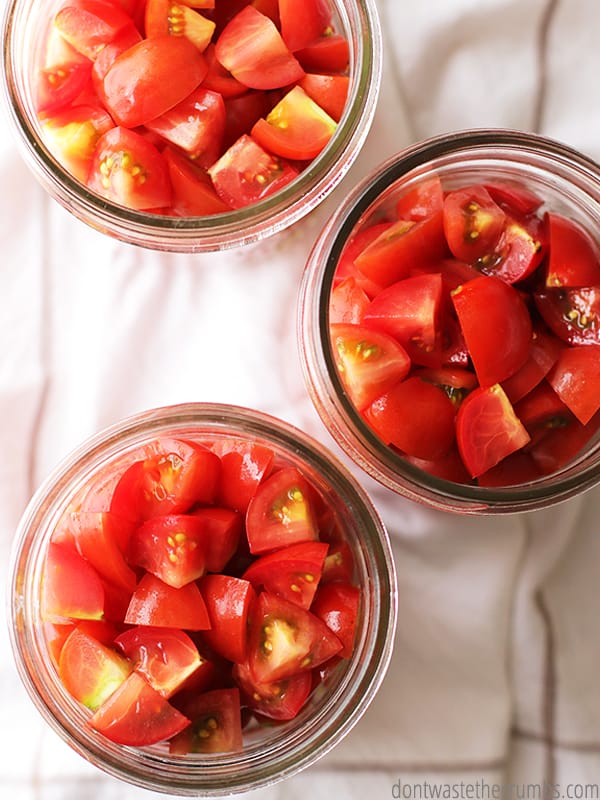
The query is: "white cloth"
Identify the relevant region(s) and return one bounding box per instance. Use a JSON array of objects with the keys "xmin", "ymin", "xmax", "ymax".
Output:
[{"xmin": 2, "ymin": 0, "xmax": 600, "ymax": 797}]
